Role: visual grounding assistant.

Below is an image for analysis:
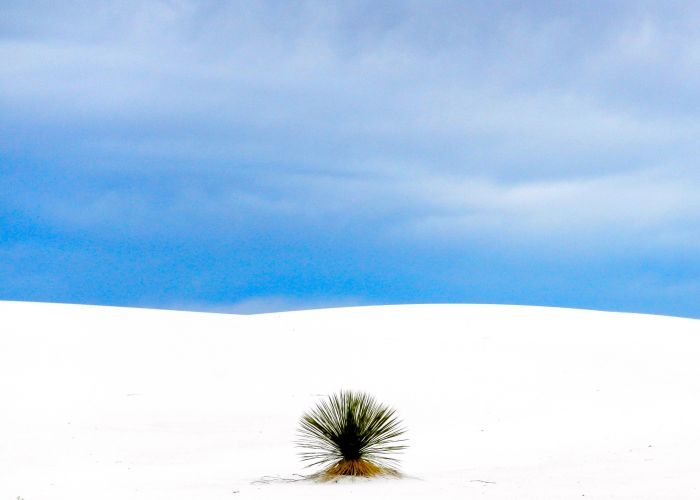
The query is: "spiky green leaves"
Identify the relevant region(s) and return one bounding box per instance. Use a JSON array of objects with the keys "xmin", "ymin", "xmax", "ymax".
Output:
[{"xmin": 296, "ymin": 391, "xmax": 407, "ymax": 477}]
